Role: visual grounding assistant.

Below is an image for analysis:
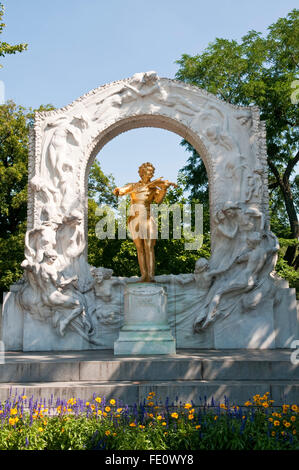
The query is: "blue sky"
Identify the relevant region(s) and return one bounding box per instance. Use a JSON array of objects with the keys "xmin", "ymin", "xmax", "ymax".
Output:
[{"xmin": 1, "ymin": 0, "xmax": 297, "ymax": 186}]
